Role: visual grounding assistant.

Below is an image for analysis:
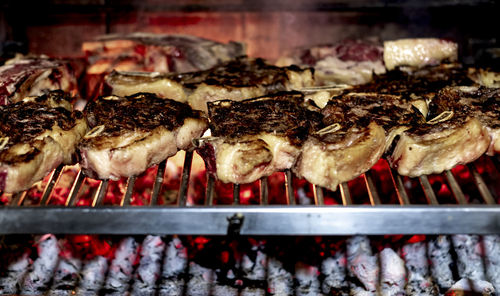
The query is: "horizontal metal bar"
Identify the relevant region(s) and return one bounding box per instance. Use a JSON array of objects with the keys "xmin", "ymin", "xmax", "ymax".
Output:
[{"xmin": 0, "ymin": 206, "xmax": 498, "ymax": 235}]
